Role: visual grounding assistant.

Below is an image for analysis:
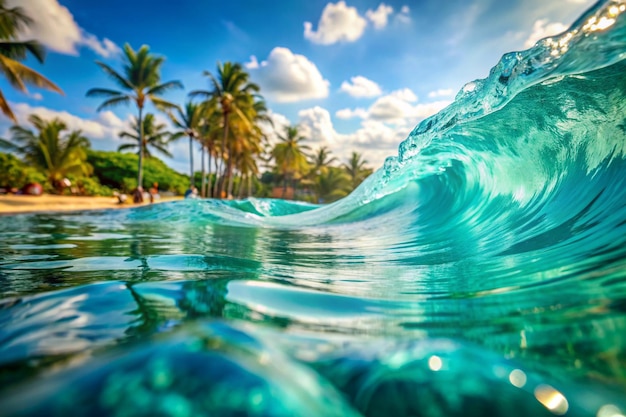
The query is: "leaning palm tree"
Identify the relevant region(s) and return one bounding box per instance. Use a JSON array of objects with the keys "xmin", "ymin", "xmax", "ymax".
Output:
[
  {"xmin": 118, "ymin": 113, "xmax": 173, "ymax": 159},
  {"xmin": 0, "ymin": 114, "xmax": 91, "ymax": 192},
  {"xmin": 86, "ymin": 44, "xmax": 182, "ymax": 189},
  {"xmin": 272, "ymin": 125, "xmax": 310, "ymax": 198},
  {"xmin": 190, "ymin": 62, "xmax": 259, "ymax": 198},
  {"xmin": 0, "ymin": 0, "xmax": 62, "ymax": 122},
  {"xmin": 169, "ymin": 101, "xmax": 204, "ymax": 188}
]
